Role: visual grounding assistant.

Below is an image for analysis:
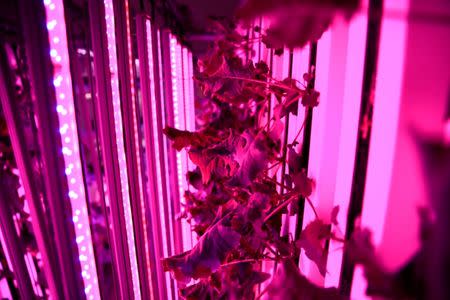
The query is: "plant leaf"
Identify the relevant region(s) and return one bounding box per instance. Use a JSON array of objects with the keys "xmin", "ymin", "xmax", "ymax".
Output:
[
  {"xmin": 162, "ymin": 218, "xmax": 240, "ymax": 283},
  {"xmin": 297, "ymin": 219, "xmax": 330, "ymax": 276},
  {"xmin": 267, "ymin": 259, "xmax": 346, "ymax": 300}
]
